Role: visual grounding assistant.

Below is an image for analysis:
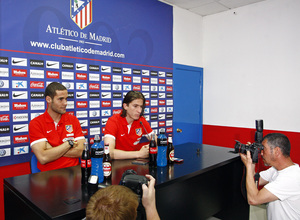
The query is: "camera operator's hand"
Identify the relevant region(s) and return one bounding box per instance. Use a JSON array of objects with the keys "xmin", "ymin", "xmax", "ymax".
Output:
[
  {"xmin": 142, "ymin": 174, "xmax": 160, "ymax": 220},
  {"xmin": 240, "ymin": 151, "xmax": 255, "ymax": 173},
  {"xmin": 138, "ymin": 145, "xmax": 149, "ymax": 159}
]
